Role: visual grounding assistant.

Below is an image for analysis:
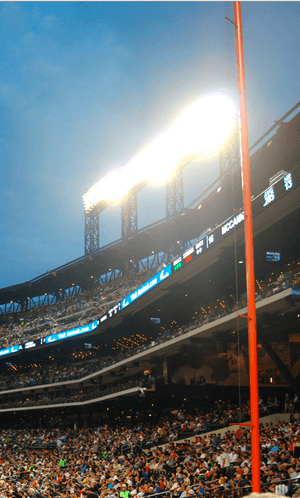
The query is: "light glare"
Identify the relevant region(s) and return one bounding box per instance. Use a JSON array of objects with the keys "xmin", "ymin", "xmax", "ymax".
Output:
[
  {"xmin": 83, "ymin": 93, "xmax": 236, "ymax": 211},
  {"xmin": 172, "ymin": 94, "xmax": 236, "ymax": 156}
]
